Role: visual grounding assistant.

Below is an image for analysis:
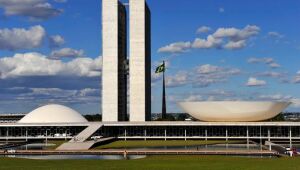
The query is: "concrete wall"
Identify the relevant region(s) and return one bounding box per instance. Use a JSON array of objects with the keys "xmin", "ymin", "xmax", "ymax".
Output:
[
  {"xmin": 129, "ymin": 0, "xmax": 151, "ymax": 121},
  {"xmin": 102, "ymin": 0, "xmax": 127, "ymax": 121}
]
